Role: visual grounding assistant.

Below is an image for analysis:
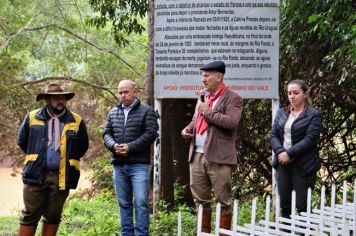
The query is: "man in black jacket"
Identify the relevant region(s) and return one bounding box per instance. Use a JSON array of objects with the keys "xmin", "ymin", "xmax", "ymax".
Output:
[
  {"xmin": 17, "ymin": 83, "xmax": 89, "ymax": 236},
  {"xmin": 103, "ymin": 79, "xmax": 158, "ymax": 236}
]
